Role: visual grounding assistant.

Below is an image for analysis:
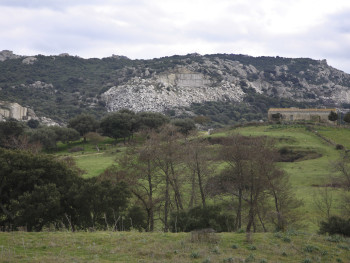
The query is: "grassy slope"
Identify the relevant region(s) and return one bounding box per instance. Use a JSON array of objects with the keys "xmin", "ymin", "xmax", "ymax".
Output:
[
  {"xmin": 0, "ymin": 231, "xmax": 349, "ymax": 262},
  {"xmin": 219, "ymin": 124, "xmax": 345, "ymax": 231},
  {"xmin": 55, "ymin": 137, "xmax": 124, "ymax": 178}
]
